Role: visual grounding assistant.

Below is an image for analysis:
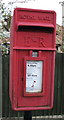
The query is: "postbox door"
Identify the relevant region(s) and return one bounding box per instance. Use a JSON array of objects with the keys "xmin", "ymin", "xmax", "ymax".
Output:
[{"xmin": 16, "ymin": 50, "xmax": 54, "ymax": 108}]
